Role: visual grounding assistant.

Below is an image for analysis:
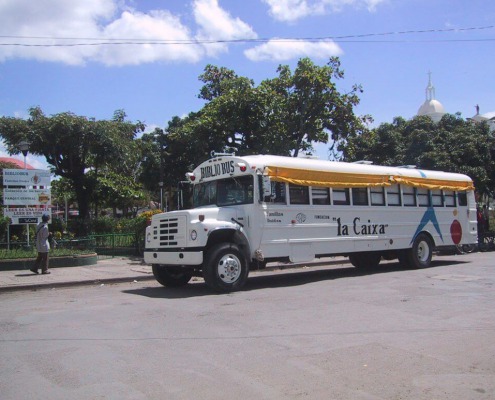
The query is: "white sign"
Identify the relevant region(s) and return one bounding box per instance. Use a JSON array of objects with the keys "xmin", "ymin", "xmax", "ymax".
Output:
[
  {"xmin": 3, "ymin": 208, "xmax": 51, "ymax": 225},
  {"xmin": 3, "ymin": 189, "xmax": 51, "ymax": 206},
  {"xmin": 3, "ymin": 169, "xmax": 51, "ymax": 187}
]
